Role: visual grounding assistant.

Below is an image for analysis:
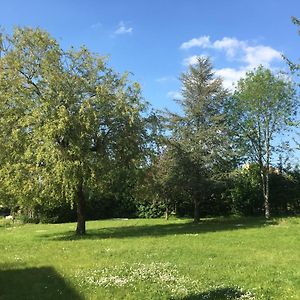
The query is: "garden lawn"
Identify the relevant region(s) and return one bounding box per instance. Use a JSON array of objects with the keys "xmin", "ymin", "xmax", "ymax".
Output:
[{"xmin": 0, "ymin": 216, "xmax": 299, "ymax": 300}]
